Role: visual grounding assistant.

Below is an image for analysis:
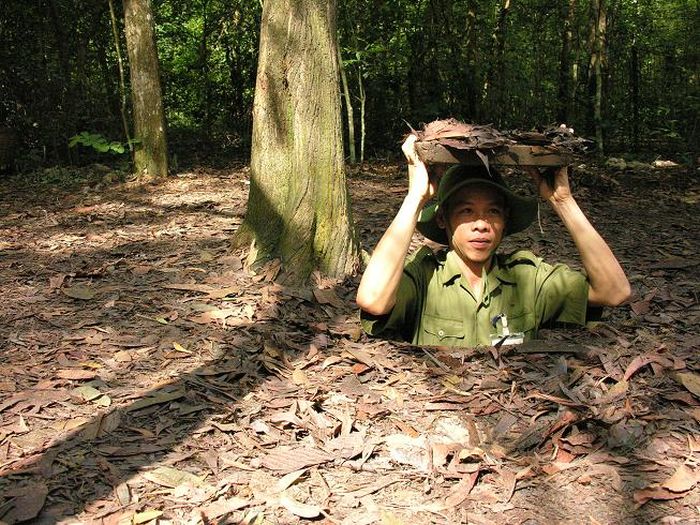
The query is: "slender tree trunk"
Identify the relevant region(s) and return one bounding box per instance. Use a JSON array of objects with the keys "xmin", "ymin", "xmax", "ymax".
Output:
[
  {"xmin": 465, "ymin": 0, "xmax": 479, "ymax": 119},
  {"xmin": 484, "ymin": 0, "xmax": 511, "ymax": 126},
  {"xmin": 234, "ymin": 0, "xmax": 359, "ymax": 282},
  {"xmin": 109, "ymin": 0, "xmax": 134, "ymax": 157},
  {"xmin": 358, "ymin": 67, "xmax": 366, "ymax": 163},
  {"xmin": 589, "ymin": 0, "xmax": 606, "ymax": 155},
  {"xmin": 557, "ymin": 0, "xmax": 576, "ymax": 124},
  {"xmin": 200, "ymin": 0, "xmax": 212, "ymax": 142},
  {"xmin": 630, "ymin": 39, "xmax": 640, "ymax": 149},
  {"xmin": 95, "ymin": 24, "xmax": 121, "ymax": 126},
  {"xmin": 47, "ymin": 0, "xmax": 73, "ymax": 160},
  {"xmin": 338, "ymin": 45, "xmax": 356, "ymax": 163},
  {"xmin": 47, "ymin": 0, "xmax": 71, "ymax": 104},
  {"xmin": 123, "ymin": 0, "xmax": 168, "ymax": 178}
]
